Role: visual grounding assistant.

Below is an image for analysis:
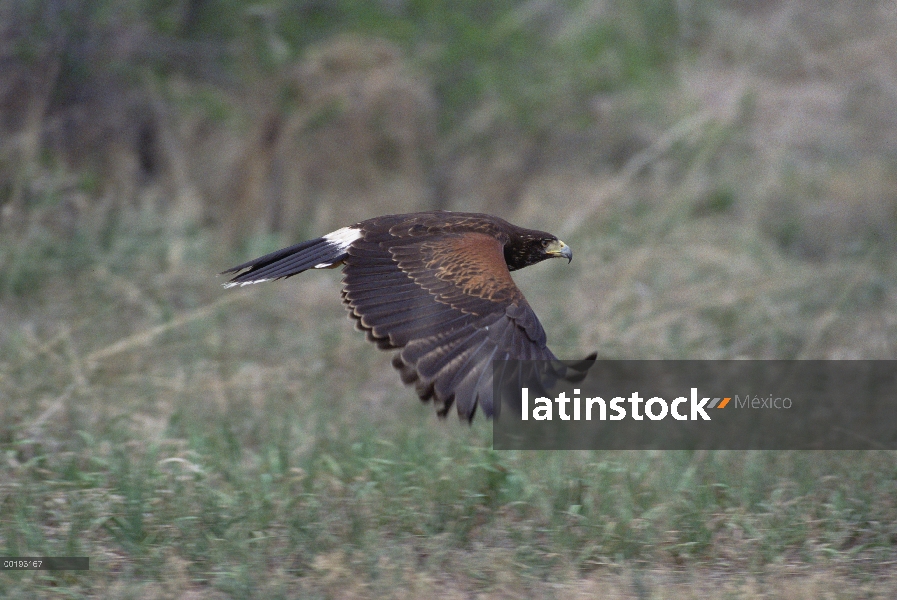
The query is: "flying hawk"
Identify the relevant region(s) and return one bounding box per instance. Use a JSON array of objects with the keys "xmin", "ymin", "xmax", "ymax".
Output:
[{"xmin": 222, "ymin": 211, "xmax": 594, "ymax": 420}]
